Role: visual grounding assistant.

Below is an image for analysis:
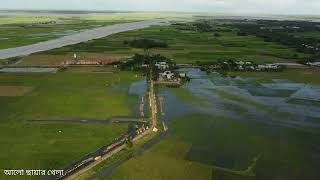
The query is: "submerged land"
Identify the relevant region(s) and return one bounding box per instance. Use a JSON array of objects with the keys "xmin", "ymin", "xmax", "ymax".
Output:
[{"xmin": 0, "ymin": 10, "xmax": 320, "ymax": 180}]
